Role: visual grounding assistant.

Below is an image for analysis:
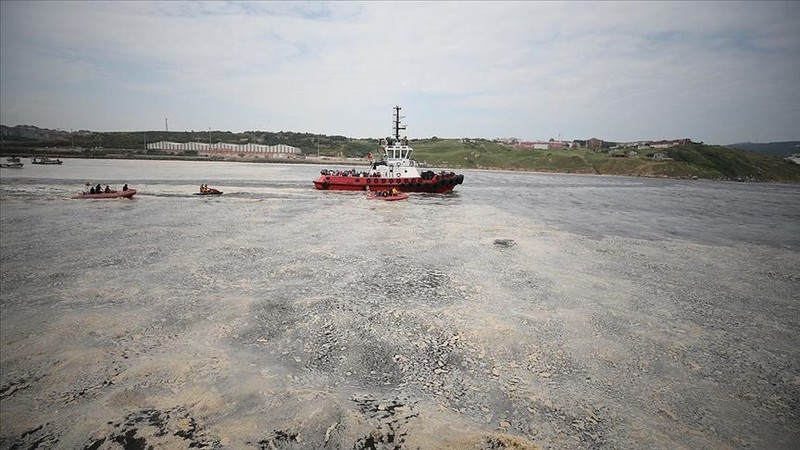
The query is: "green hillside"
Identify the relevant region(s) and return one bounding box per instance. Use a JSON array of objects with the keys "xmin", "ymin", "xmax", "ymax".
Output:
[
  {"xmin": 408, "ymin": 139, "xmax": 800, "ymax": 183},
  {"xmin": 727, "ymin": 141, "xmax": 800, "ymax": 158}
]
